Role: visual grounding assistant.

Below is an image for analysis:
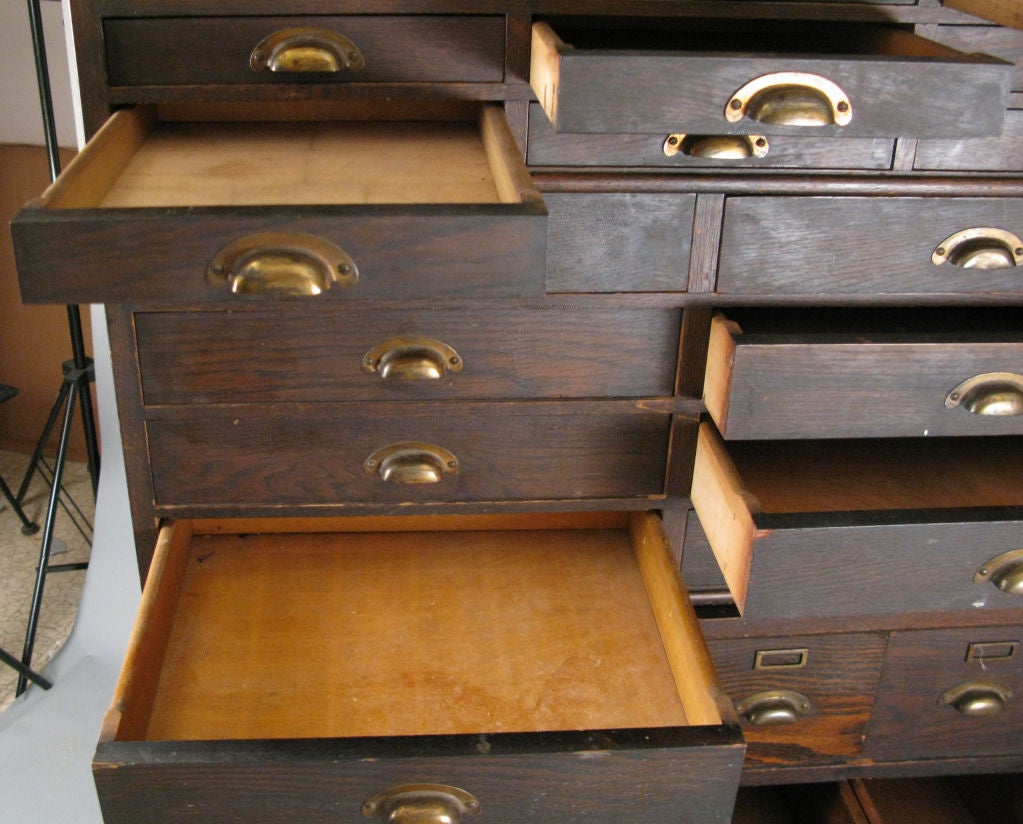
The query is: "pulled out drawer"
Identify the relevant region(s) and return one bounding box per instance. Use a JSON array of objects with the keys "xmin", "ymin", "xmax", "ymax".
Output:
[
  {"xmin": 718, "ymin": 196, "xmax": 1023, "ymax": 298},
  {"xmin": 706, "ymin": 632, "xmax": 887, "ymax": 767},
  {"xmin": 530, "ymin": 20, "xmax": 1011, "ymax": 137},
  {"xmin": 865, "ymin": 625, "xmax": 1023, "ymax": 761},
  {"xmin": 704, "ymin": 309, "xmax": 1023, "ymax": 439},
  {"xmin": 691, "ymin": 422, "xmax": 1023, "ymax": 620},
  {"xmin": 103, "ymin": 15, "xmax": 506, "ymax": 86},
  {"xmin": 12, "ymin": 105, "xmax": 546, "ymax": 304},
  {"xmin": 94, "ymin": 513, "xmax": 743, "ymax": 823},
  {"xmin": 146, "ymin": 402, "xmax": 672, "ymax": 510},
  {"xmin": 135, "ymin": 307, "xmax": 681, "ymax": 404}
]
